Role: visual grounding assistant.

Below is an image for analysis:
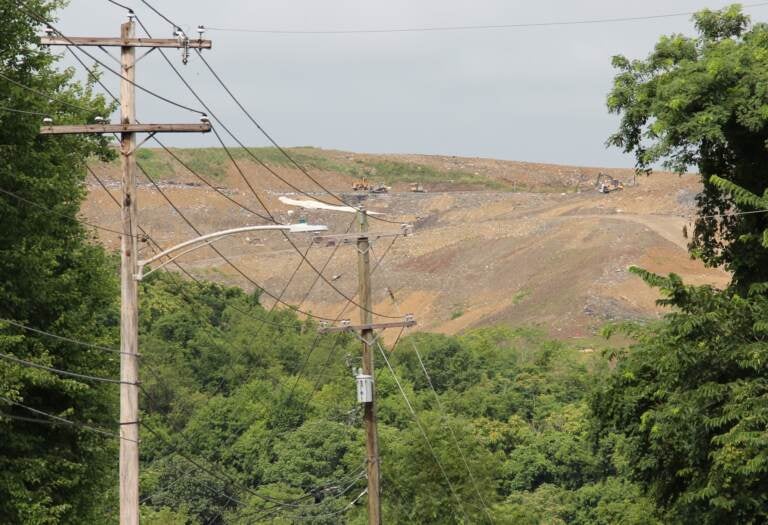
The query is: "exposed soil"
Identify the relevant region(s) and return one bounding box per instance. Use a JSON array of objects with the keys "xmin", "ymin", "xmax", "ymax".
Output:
[{"xmin": 82, "ymin": 148, "xmax": 729, "ymax": 339}]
